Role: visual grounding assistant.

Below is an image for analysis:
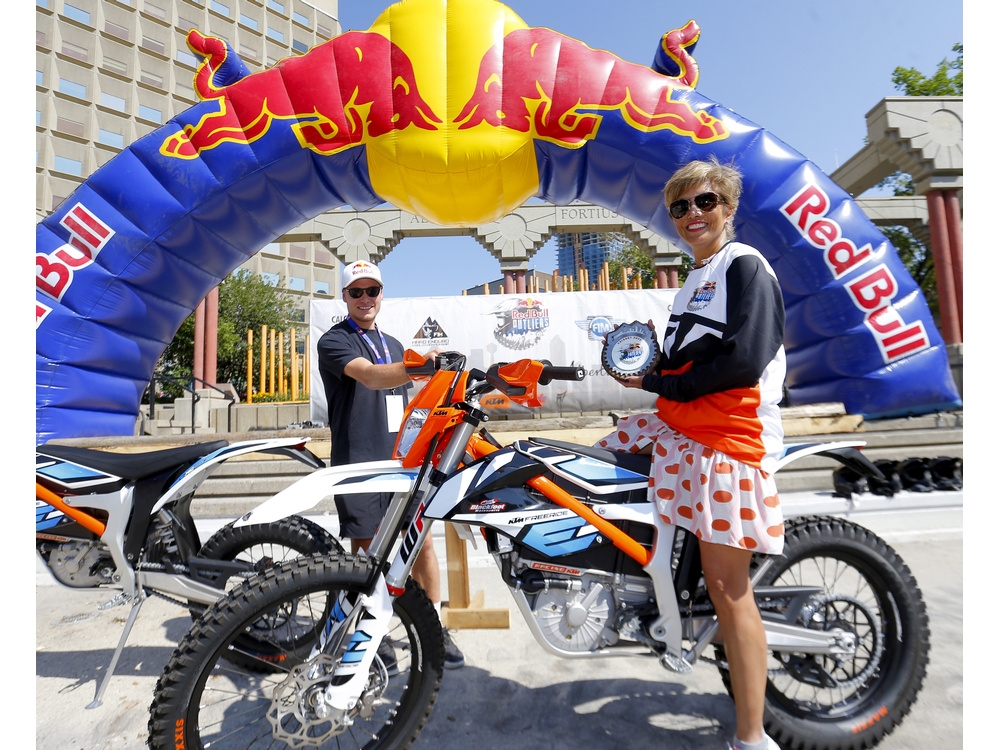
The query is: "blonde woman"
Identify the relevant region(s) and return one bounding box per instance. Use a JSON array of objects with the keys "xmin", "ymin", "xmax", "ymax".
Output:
[{"xmin": 598, "ymin": 157, "xmax": 786, "ymax": 750}]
